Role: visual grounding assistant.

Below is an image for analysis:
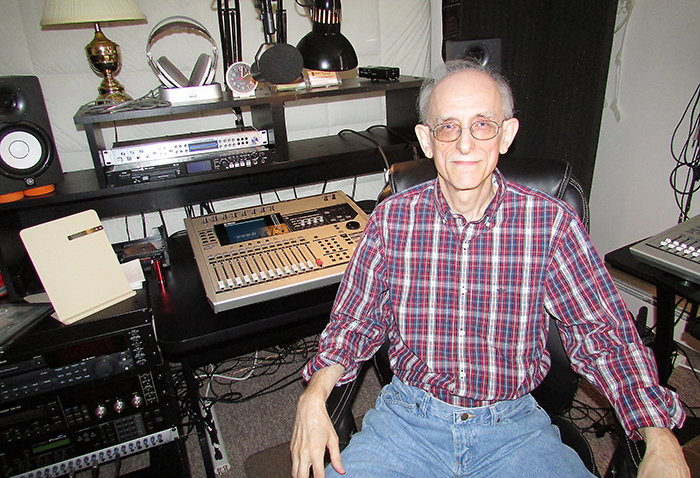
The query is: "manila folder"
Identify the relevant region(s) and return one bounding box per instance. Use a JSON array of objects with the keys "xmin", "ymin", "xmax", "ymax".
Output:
[{"xmin": 20, "ymin": 209, "xmax": 135, "ymax": 324}]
